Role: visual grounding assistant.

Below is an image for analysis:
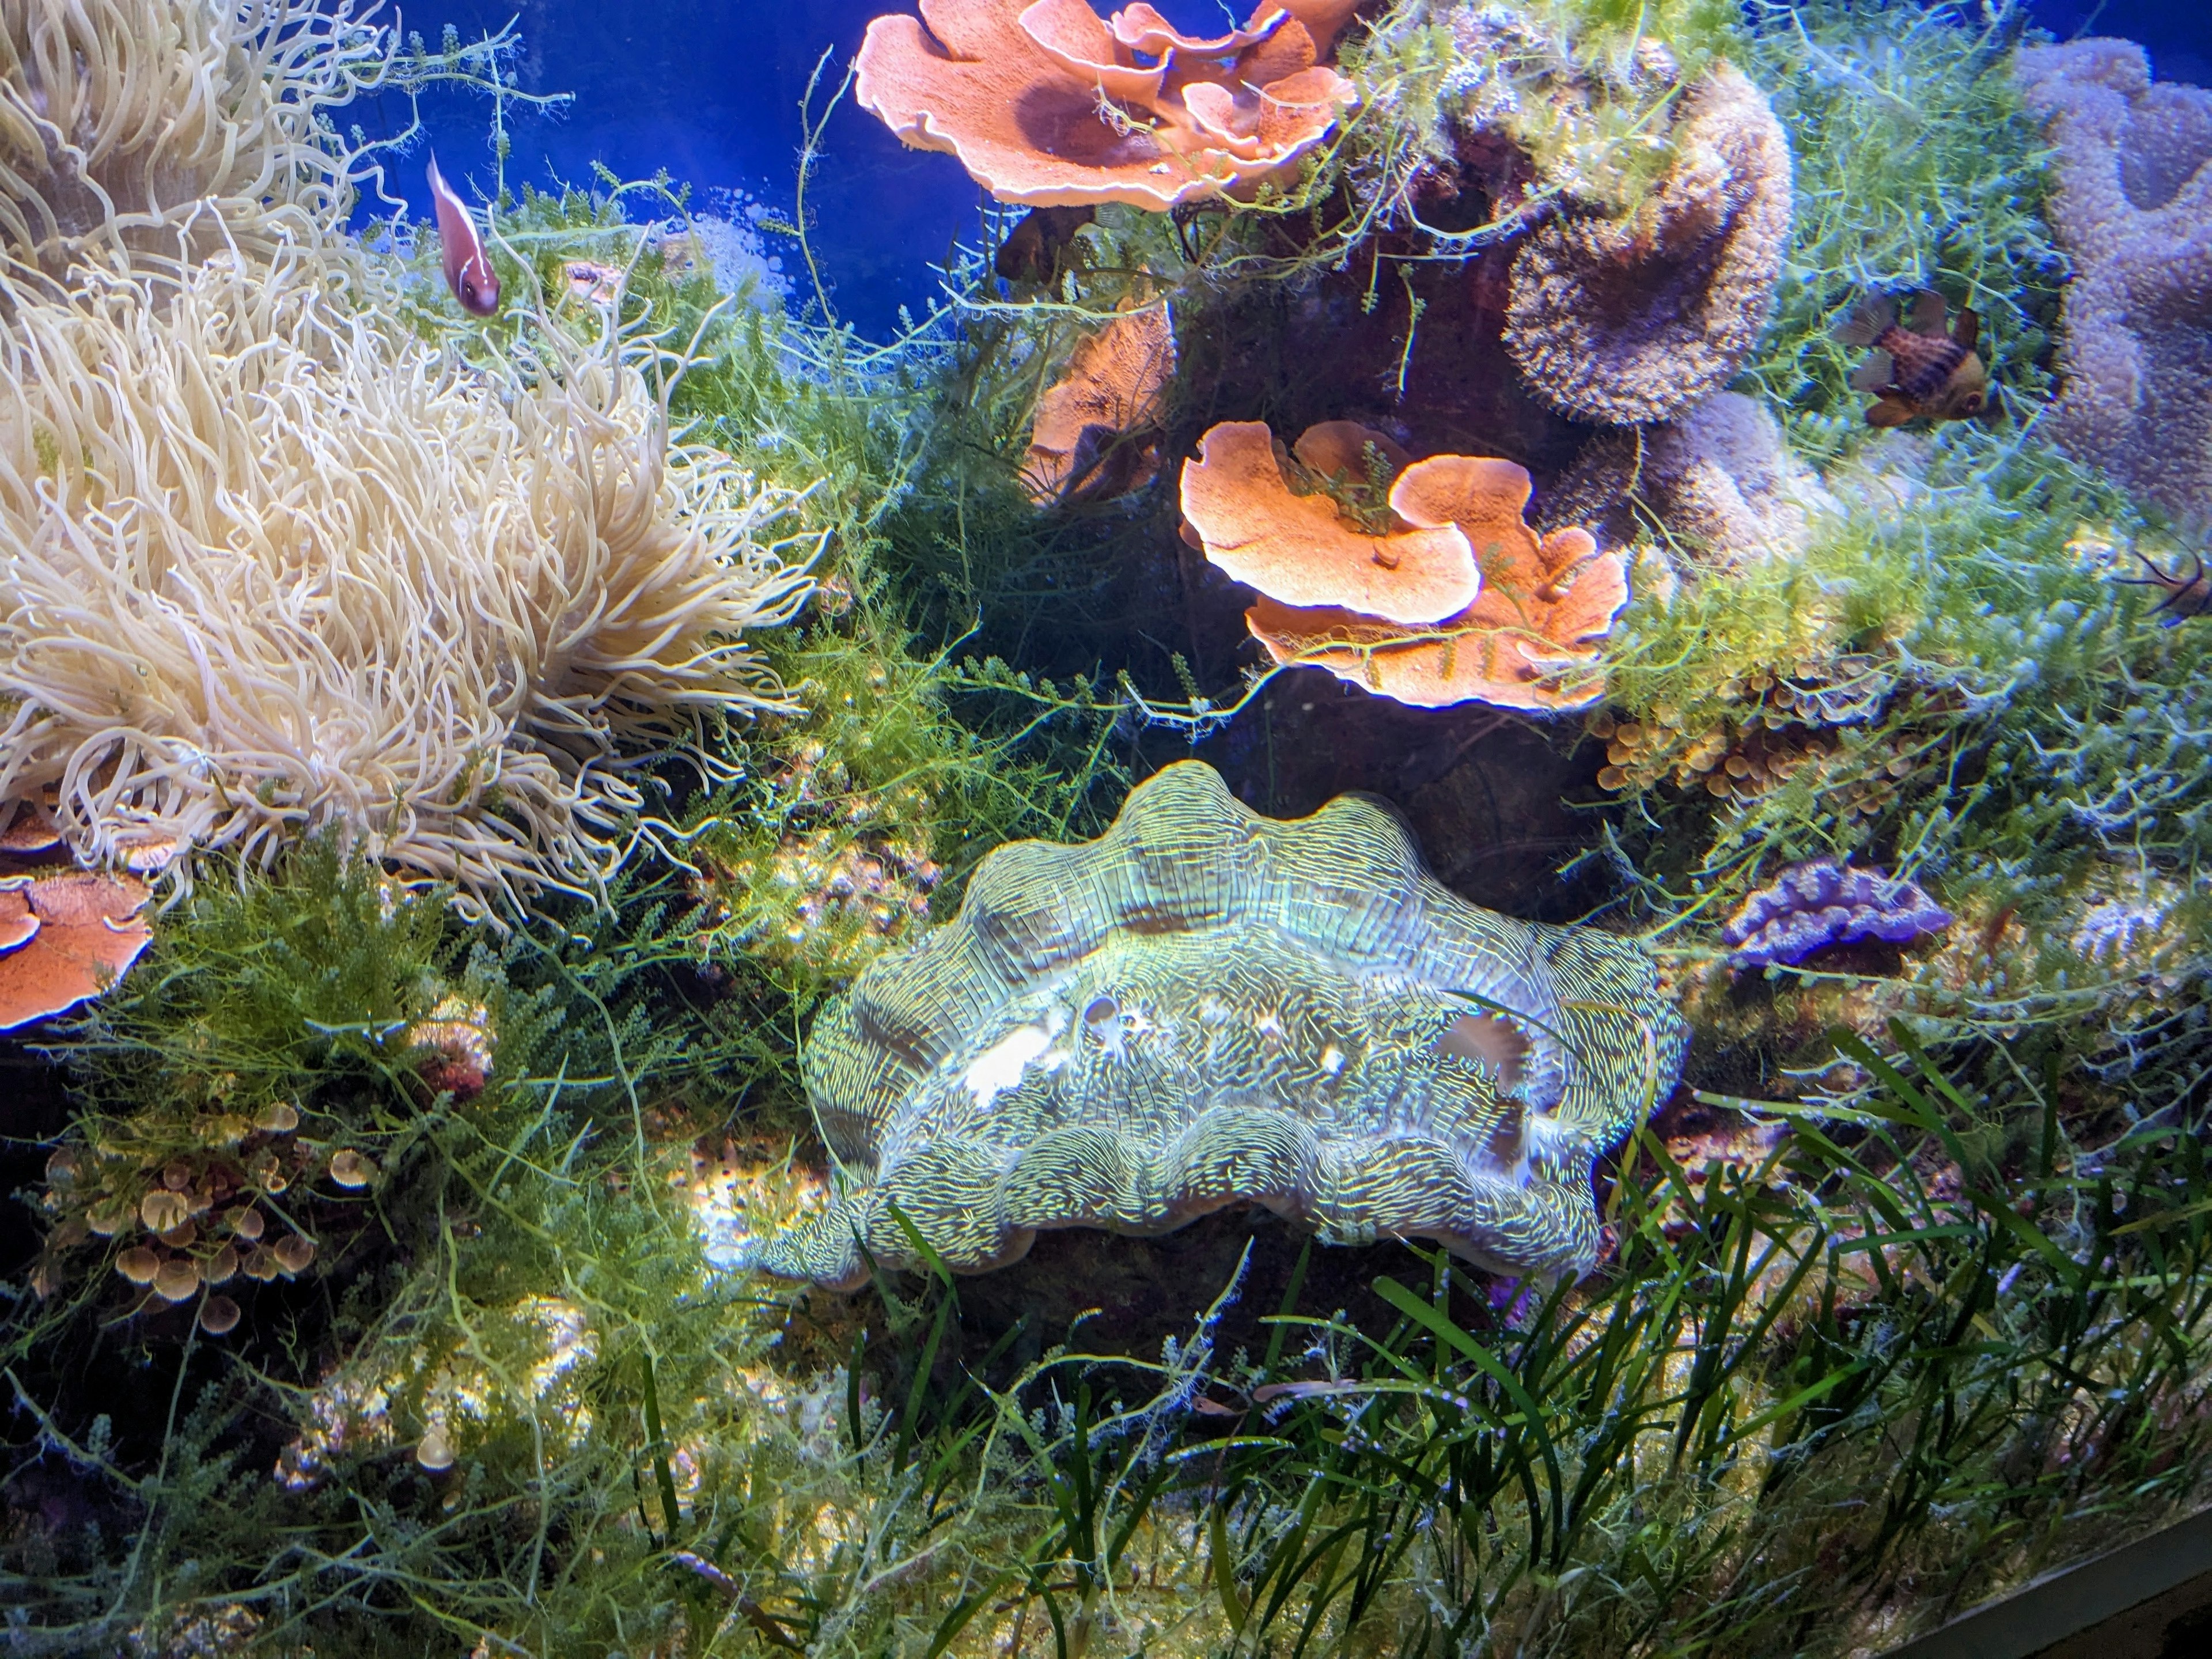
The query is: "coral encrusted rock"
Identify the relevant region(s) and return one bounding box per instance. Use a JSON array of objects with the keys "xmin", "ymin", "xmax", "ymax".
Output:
[
  {"xmin": 2015, "ymin": 39, "xmax": 2212, "ymax": 521},
  {"xmin": 1505, "ymin": 63, "xmax": 1793, "ymax": 426},
  {"xmin": 754, "ymin": 761, "xmax": 1688, "ymax": 1289}
]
